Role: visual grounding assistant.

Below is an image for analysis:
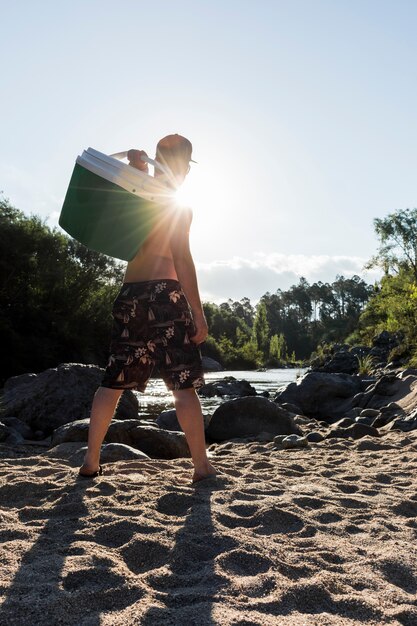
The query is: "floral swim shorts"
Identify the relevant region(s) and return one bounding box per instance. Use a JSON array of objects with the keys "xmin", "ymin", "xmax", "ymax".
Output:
[{"xmin": 101, "ymin": 279, "xmax": 205, "ymax": 392}]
